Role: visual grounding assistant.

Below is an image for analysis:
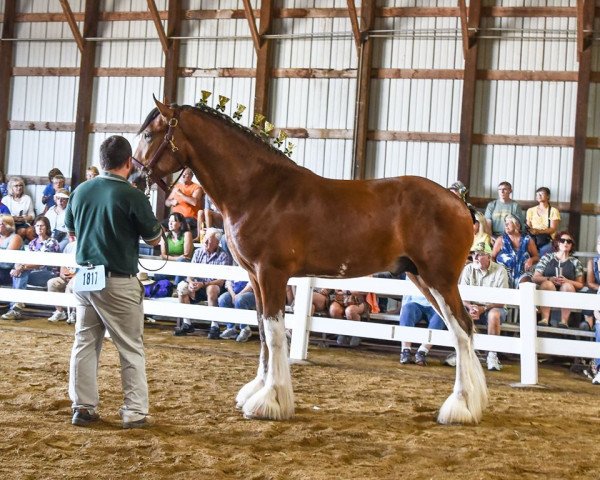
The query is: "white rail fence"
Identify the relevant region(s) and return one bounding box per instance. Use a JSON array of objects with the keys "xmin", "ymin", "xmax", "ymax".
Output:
[{"xmin": 1, "ymin": 250, "xmax": 600, "ymax": 386}]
